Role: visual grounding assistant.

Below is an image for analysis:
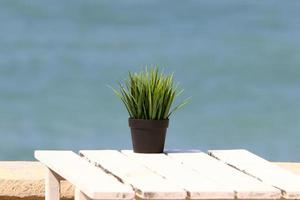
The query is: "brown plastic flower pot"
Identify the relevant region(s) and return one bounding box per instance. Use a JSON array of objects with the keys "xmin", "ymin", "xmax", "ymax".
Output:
[{"xmin": 128, "ymin": 118, "xmax": 169, "ymax": 153}]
